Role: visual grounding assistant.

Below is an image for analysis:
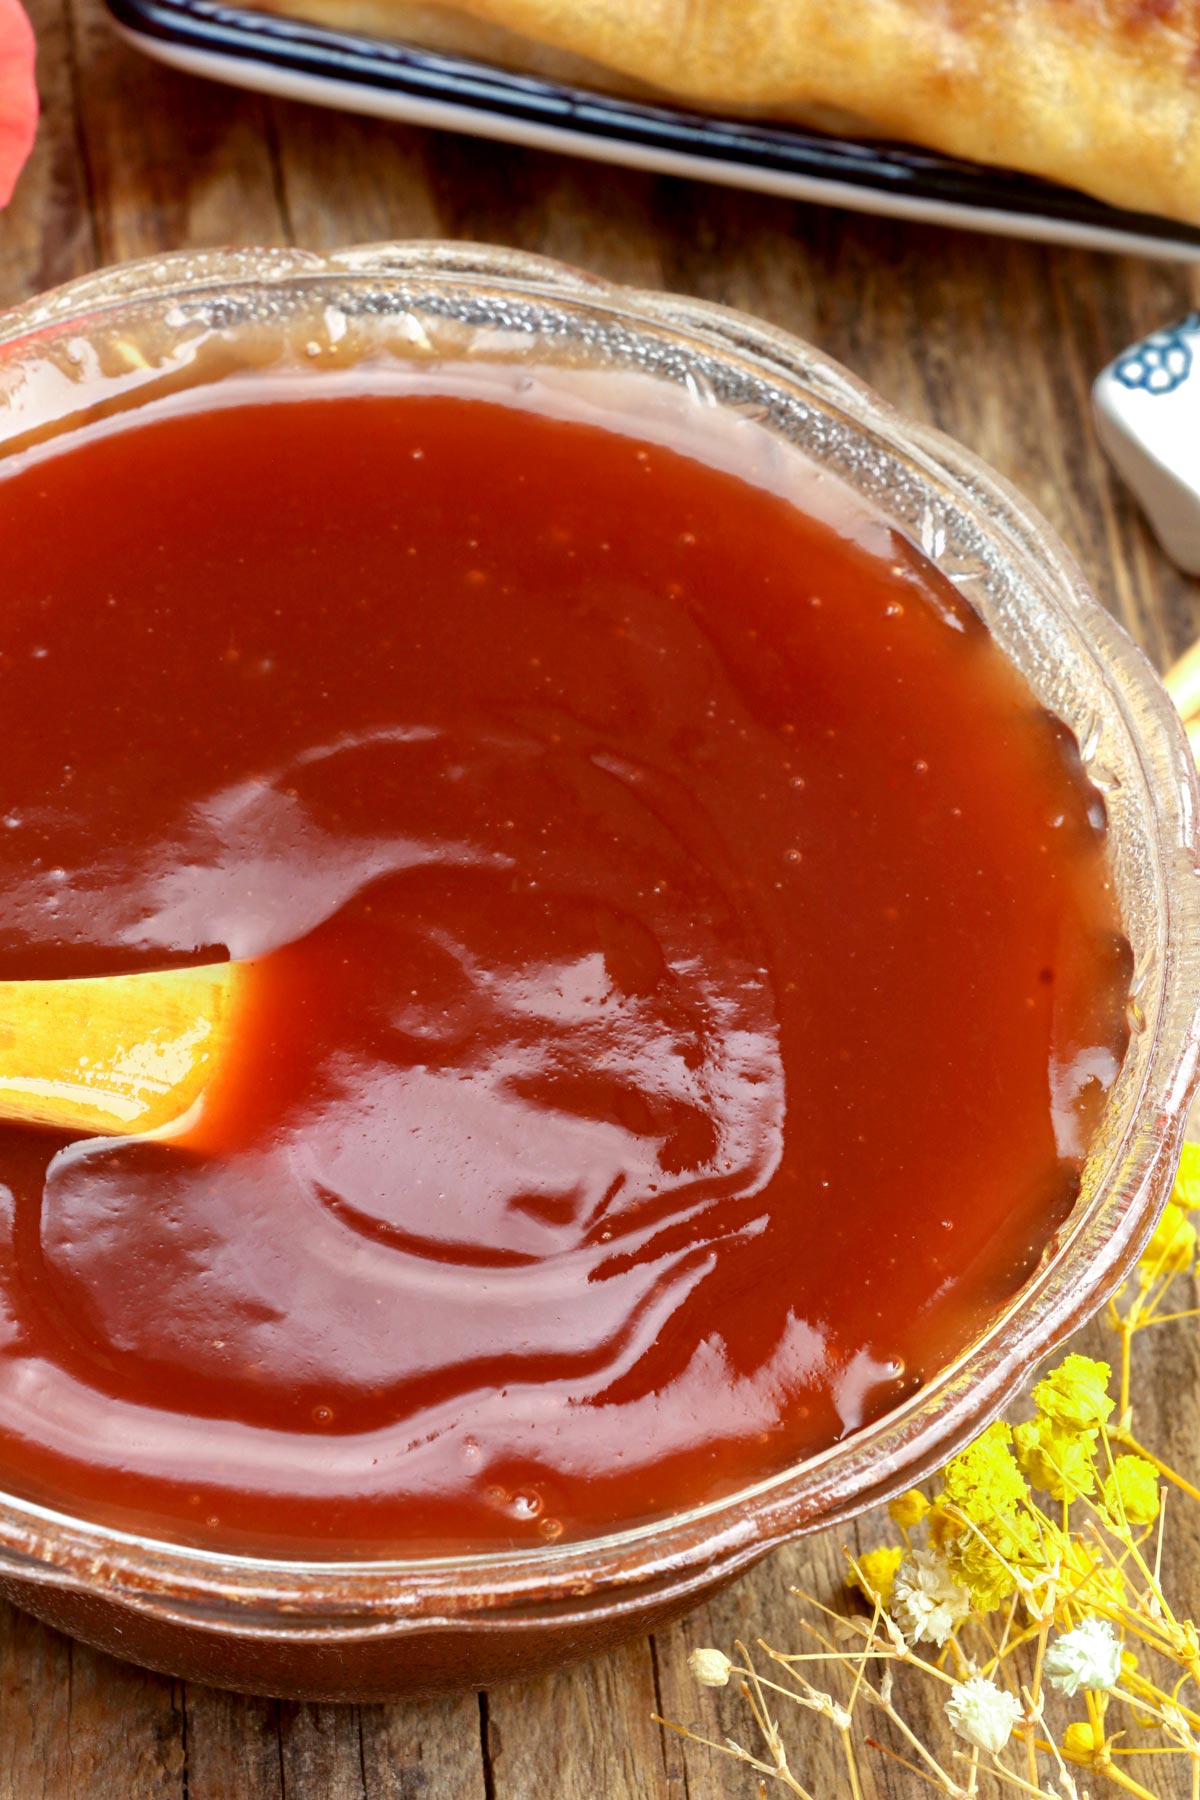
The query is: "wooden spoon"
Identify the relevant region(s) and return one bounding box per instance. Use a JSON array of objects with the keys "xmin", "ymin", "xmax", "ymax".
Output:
[
  {"xmin": 1165, "ymin": 643, "xmax": 1200, "ymax": 772},
  {"xmin": 0, "ymin": 963, "xmax": 245, "ymax": 1138}
]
